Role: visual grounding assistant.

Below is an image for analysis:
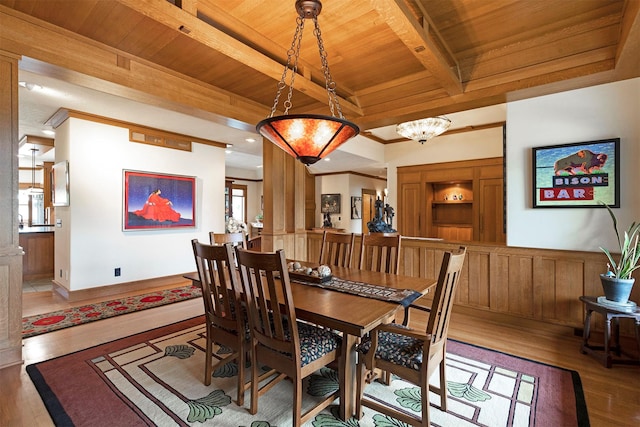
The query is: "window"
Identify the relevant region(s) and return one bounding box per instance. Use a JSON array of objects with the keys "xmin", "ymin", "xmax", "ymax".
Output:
[{"xmin": 231, "ymin": 185, "xmax": 247, "ymax": 224}]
